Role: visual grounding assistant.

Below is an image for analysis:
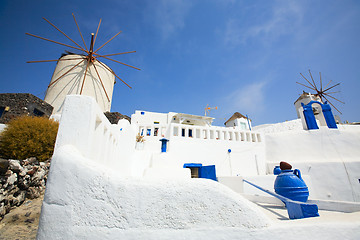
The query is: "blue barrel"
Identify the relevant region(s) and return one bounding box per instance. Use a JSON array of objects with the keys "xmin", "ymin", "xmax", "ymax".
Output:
[{"xmin": 274, "ymin": 169, "xmax": 309, "ymax": 202}]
